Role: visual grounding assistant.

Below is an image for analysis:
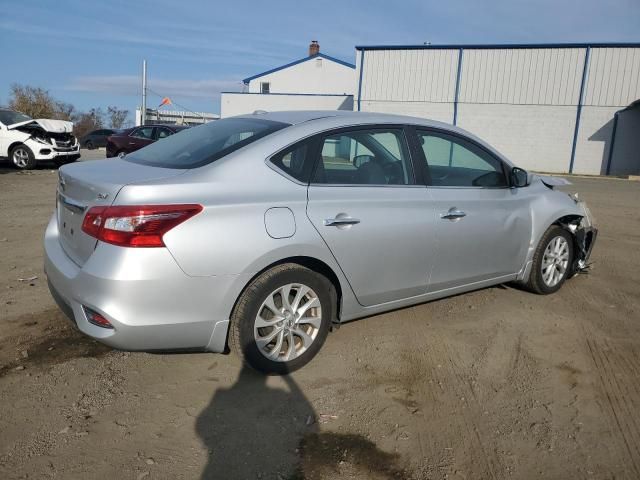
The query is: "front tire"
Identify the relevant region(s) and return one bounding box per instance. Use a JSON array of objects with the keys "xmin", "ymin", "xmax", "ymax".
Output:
[
  {"xmin": 524, "ymin": 226, "xmax": 574, "ymax": 294},
  {"xmin": 10, "ymin": 145, "xmax": 36, "ymax": 170},
  {"xmin": 229, "ymin": 264, "xmax": 334, "ymax": 375}
]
